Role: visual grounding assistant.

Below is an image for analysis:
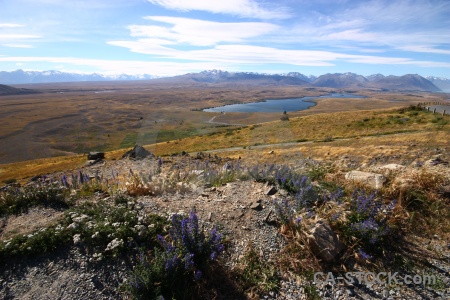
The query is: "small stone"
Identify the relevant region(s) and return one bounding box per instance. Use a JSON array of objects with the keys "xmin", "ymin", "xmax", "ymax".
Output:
[
  {"xmin": 265, "ymin": 186, "xmax": 277, "ymax": 195},
  {"xmin": 250, "ymin": 202, "xmax": 262, "ymax": 210},
  {"xmin": 87, "ymin": 152, "xmax": 105, "ymax": 160}
]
